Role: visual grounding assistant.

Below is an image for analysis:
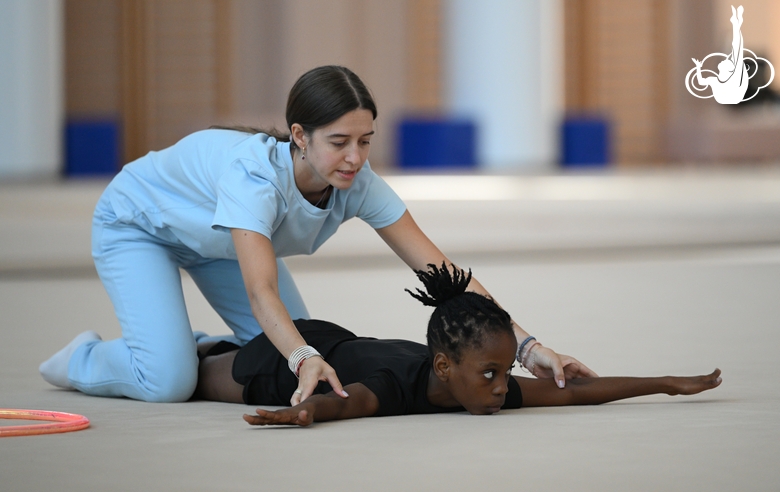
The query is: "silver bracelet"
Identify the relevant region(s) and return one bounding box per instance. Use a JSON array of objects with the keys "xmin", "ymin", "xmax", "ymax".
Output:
[
  {"xmin": 521, "ymin": 342, "xmax": 540, "ymax": 373},
  {"xmin": 288, "ymin": 345, "xmax": 322, "ymax": 378},
  {"xmin": 516, "ymin": 336, "xmax": 536, "ymax": 363}
]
